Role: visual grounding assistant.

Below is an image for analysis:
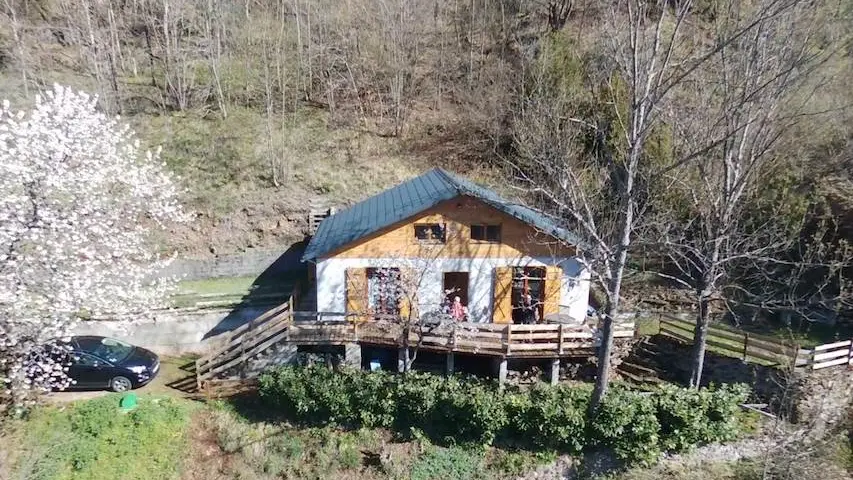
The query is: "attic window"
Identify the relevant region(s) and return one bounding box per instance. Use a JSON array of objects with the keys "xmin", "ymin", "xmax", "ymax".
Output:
[
  {"xmin": 471, "ymin": 224, "xmax": 501, "ymax": 243},
  {"xmin": 414, "ymin": 224, "xmax": 446, "ymax": 243}
]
